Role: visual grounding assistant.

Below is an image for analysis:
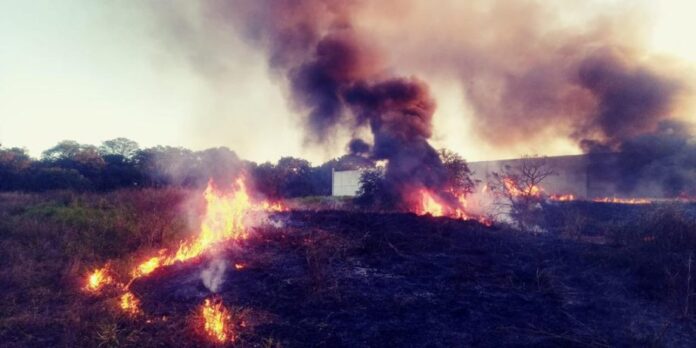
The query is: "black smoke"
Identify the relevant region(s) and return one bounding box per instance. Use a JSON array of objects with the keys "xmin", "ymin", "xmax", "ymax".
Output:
[{"xmin": 209, "ymin": 0, "xmax": 457, "ymax": 208}]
